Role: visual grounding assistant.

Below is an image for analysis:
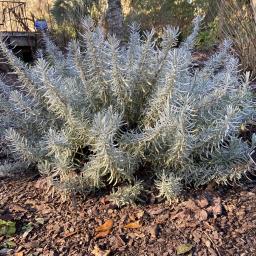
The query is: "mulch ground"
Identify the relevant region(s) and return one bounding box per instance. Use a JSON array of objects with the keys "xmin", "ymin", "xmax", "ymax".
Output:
[{"xmin": 0, "ymin": 175, "xmax": 256, "ymax": 256}]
